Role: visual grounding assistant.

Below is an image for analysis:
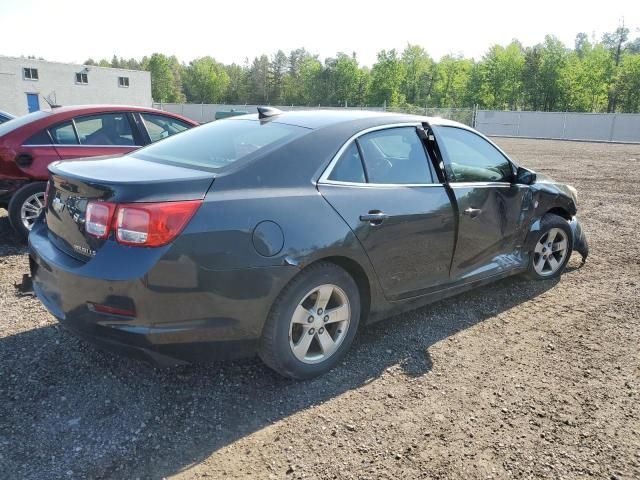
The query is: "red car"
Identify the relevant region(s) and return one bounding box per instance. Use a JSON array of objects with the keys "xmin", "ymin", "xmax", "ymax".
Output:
[{"xmin": 0, "ymin": 105, "xmax": 197, "ymax": 237}]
